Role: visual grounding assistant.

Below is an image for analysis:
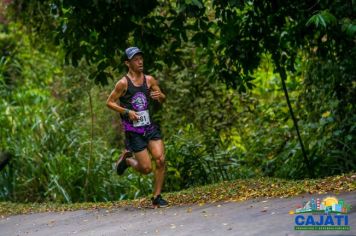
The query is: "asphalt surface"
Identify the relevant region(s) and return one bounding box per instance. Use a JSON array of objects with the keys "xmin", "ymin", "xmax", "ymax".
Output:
[{"xmin": 1, "ymin": 191, "xmax": 355, "ymax": 236}]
